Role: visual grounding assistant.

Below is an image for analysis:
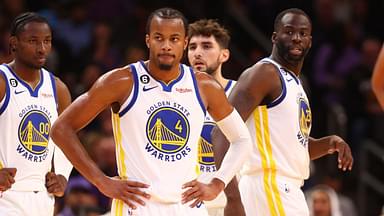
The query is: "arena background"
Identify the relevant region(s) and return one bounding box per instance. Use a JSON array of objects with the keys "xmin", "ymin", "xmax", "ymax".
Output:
[{"xmin": 0, "ymin": 0, "xmax": 383, "ymax": 215}]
